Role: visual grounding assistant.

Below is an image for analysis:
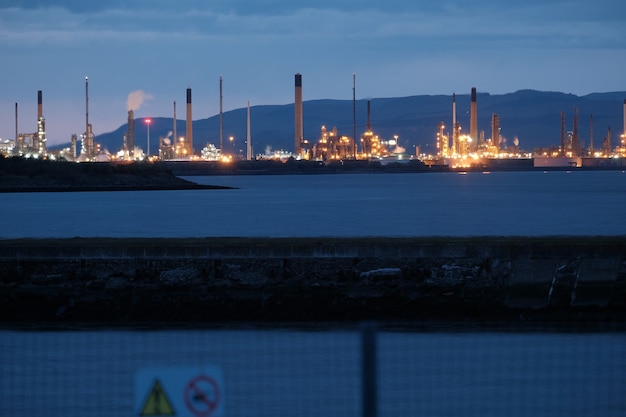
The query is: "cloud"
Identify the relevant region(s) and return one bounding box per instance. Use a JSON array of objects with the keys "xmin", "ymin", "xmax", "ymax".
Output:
[
  {"xmin": 0, "ymin": 0, "xmax": 616, "ymax": 20},
  {"xmin": 0, "ymin": 0, "xmax": 123, "ymax": 12},
  {"xmin": 2, "ymin": 0, "xmax": 624, "ymax": 22},
  {"xmin": 0, "ymin": 0, "xmax": 427, "ymax": 14},
  {"xmin": 0, "ymin": 1, "xmax": 622, "ymax": 51}
]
